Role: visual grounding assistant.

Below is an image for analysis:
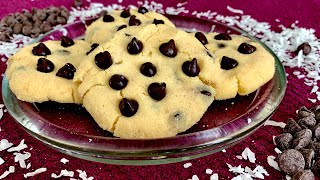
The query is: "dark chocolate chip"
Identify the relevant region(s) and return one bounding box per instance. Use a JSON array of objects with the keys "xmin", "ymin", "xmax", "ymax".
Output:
[
  {"xmin": 200, "ymin": 90, "xmax": 211, "ymax": 96},
  {"xmin": 299, "ymin": 149, "xmax": 314, "ymax": 169},
  {"xmin": 292, "ymin": 170, "xmax": 315, "ymax": 180},
  {"xmin": 214, "ymin": 33, "xmax": 232, "ymax": 40},
  {"xmin": 182, "ymin": 58, "xmax": 200, "ymax": 77},
  {"xmin": 277, "ymin": 149, "xmax": 305, "ymax": 176},
  {"xmin": 295, "ymin": 129, "xmax": 312, "ymax": 139},
  {"xmin": 307, "ymin": 141, "xmax": 320, "ymax": 158},
  {"xmin": 313, "ymin": 159, "xmax": 320, "ymax": 176},
  {"xmin": 117, "ymin": 24, "xmax": 127, "ymax": 31},
  {"xmin": 313, "ymin": 124, "xmax": 320, "ymax": 140},
  {"xmin": 275, "ymin": 133, "xmax": 293, "ymax": 151},
  {"xmin": 103, "ymin": 14, "xmax": 114, "ymax": 22},
  {"xmin": 292, "ymin": 136, "xmax": 311, "ymax": 150},
  {"xmin": 220, "ymin": 56, "xmax": 238, "ymax": 70},
  {"xmin": 56, "ymin": 63, "xmax": 76, "ymax": 79},
  {"xmin": 296, "ymin": 42, "xmax": 311, "ymax": 55},
  {"xmin": 94, "ymin": 51, "xmax": 113, "ymax": 70},
  {"xmin": 120, "ymin": 9, "xmax": 131, "ymax": 18},
  {"xmin": 284, "ymin": 118, "xmax": 302, "ymax": 134},
  {"xmin": 119, "ymin": 98, "xmax": 139, "ymax": 117},
  {"xmin": 195, "ymin": 32, "xmax": 208, "ymax": 45},
  {"xmin": 140, "ymin": 62, "xmax": 157, "ymax": 77},
  {"xmin": 298, "ymin": 106, "xmax": 315, "ymax": 119},
  {"xmin": 138, "ymin": 6, "xmax": 148, "ymax": 14},
  {"xmin": 129, "ymin": 15, "xmax": 141, "ymax": 26},
  {"xmin": 153, "ymin": 19, "xmax": 164, "ymax": 25},
  {"xmin": 127, "ymin": 37, "xmax": 143, "ymax": 54},
  {"xmin": 148, "ymin": 82, "xmax": 166, "ymax": 101},
  {"xmin": 36, "ymin": 58, "xmax": 54, "ymax": 73},
  {"xmin": 238, "ymin": 42, "xmax": 257, "ymax": 54},
  {"xmin": 86, "ymin": 43, "xmax": 99, "ymax": 55},
  {"xmin": 32, "ymin": 43, "xmax": 51, "ymax": 56},
  {"xmin": 61, "ymin": 36, "xmax": 74, "ymax": 47},
  {"xmin": 159, "ymin": 39, "xmax": 177, "ymax": 57},
  {"xmin": 297, "ymin": 116, "xmax": 316, "ymax": 129},
  {"xmin": 218, "ymin": 43, "xmax": 226, "ymax": 48},
  {"xmin": 311, "ymin": 105, "xmax": 320, "ymax": 121},
  {"xmin": 109, "ymin": 74, "xmax": 128, "ymax": 90}
]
